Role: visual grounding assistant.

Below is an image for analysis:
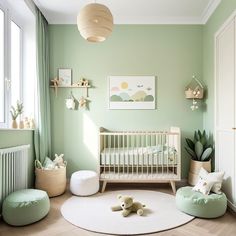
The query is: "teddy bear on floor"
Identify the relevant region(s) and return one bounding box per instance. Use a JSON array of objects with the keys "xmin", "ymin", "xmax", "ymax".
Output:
[{"xmin": 111, "ymin": 194, "xmax": 145, "ymax": 217}]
